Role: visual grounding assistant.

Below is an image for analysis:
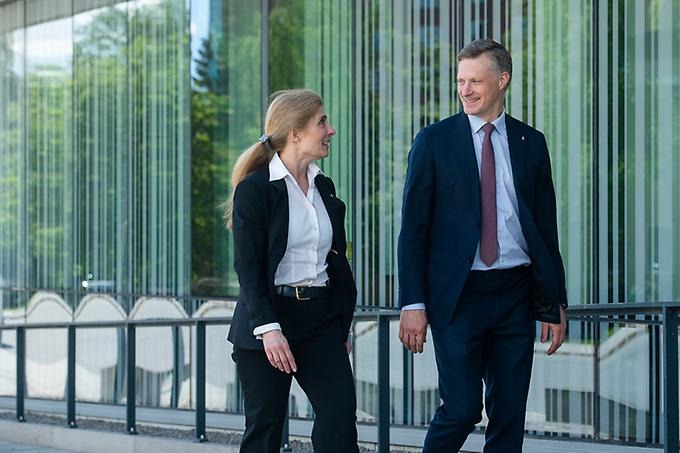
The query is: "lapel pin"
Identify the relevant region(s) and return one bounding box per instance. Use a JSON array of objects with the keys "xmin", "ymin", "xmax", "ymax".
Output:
[{"xmin": 521, "ymin": 135, "xmax": 525, "ymax": 141}]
